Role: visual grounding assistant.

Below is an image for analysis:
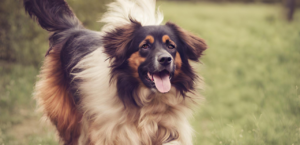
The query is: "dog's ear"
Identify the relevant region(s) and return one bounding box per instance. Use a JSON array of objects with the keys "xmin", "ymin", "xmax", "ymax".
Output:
[
  {"xmin": 166, "ymin": 22, "xmax": 207, "ymax": 61},
  {"xmin": 103, "ymin": 20, "xmax": 142, "ymax": 63}
]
